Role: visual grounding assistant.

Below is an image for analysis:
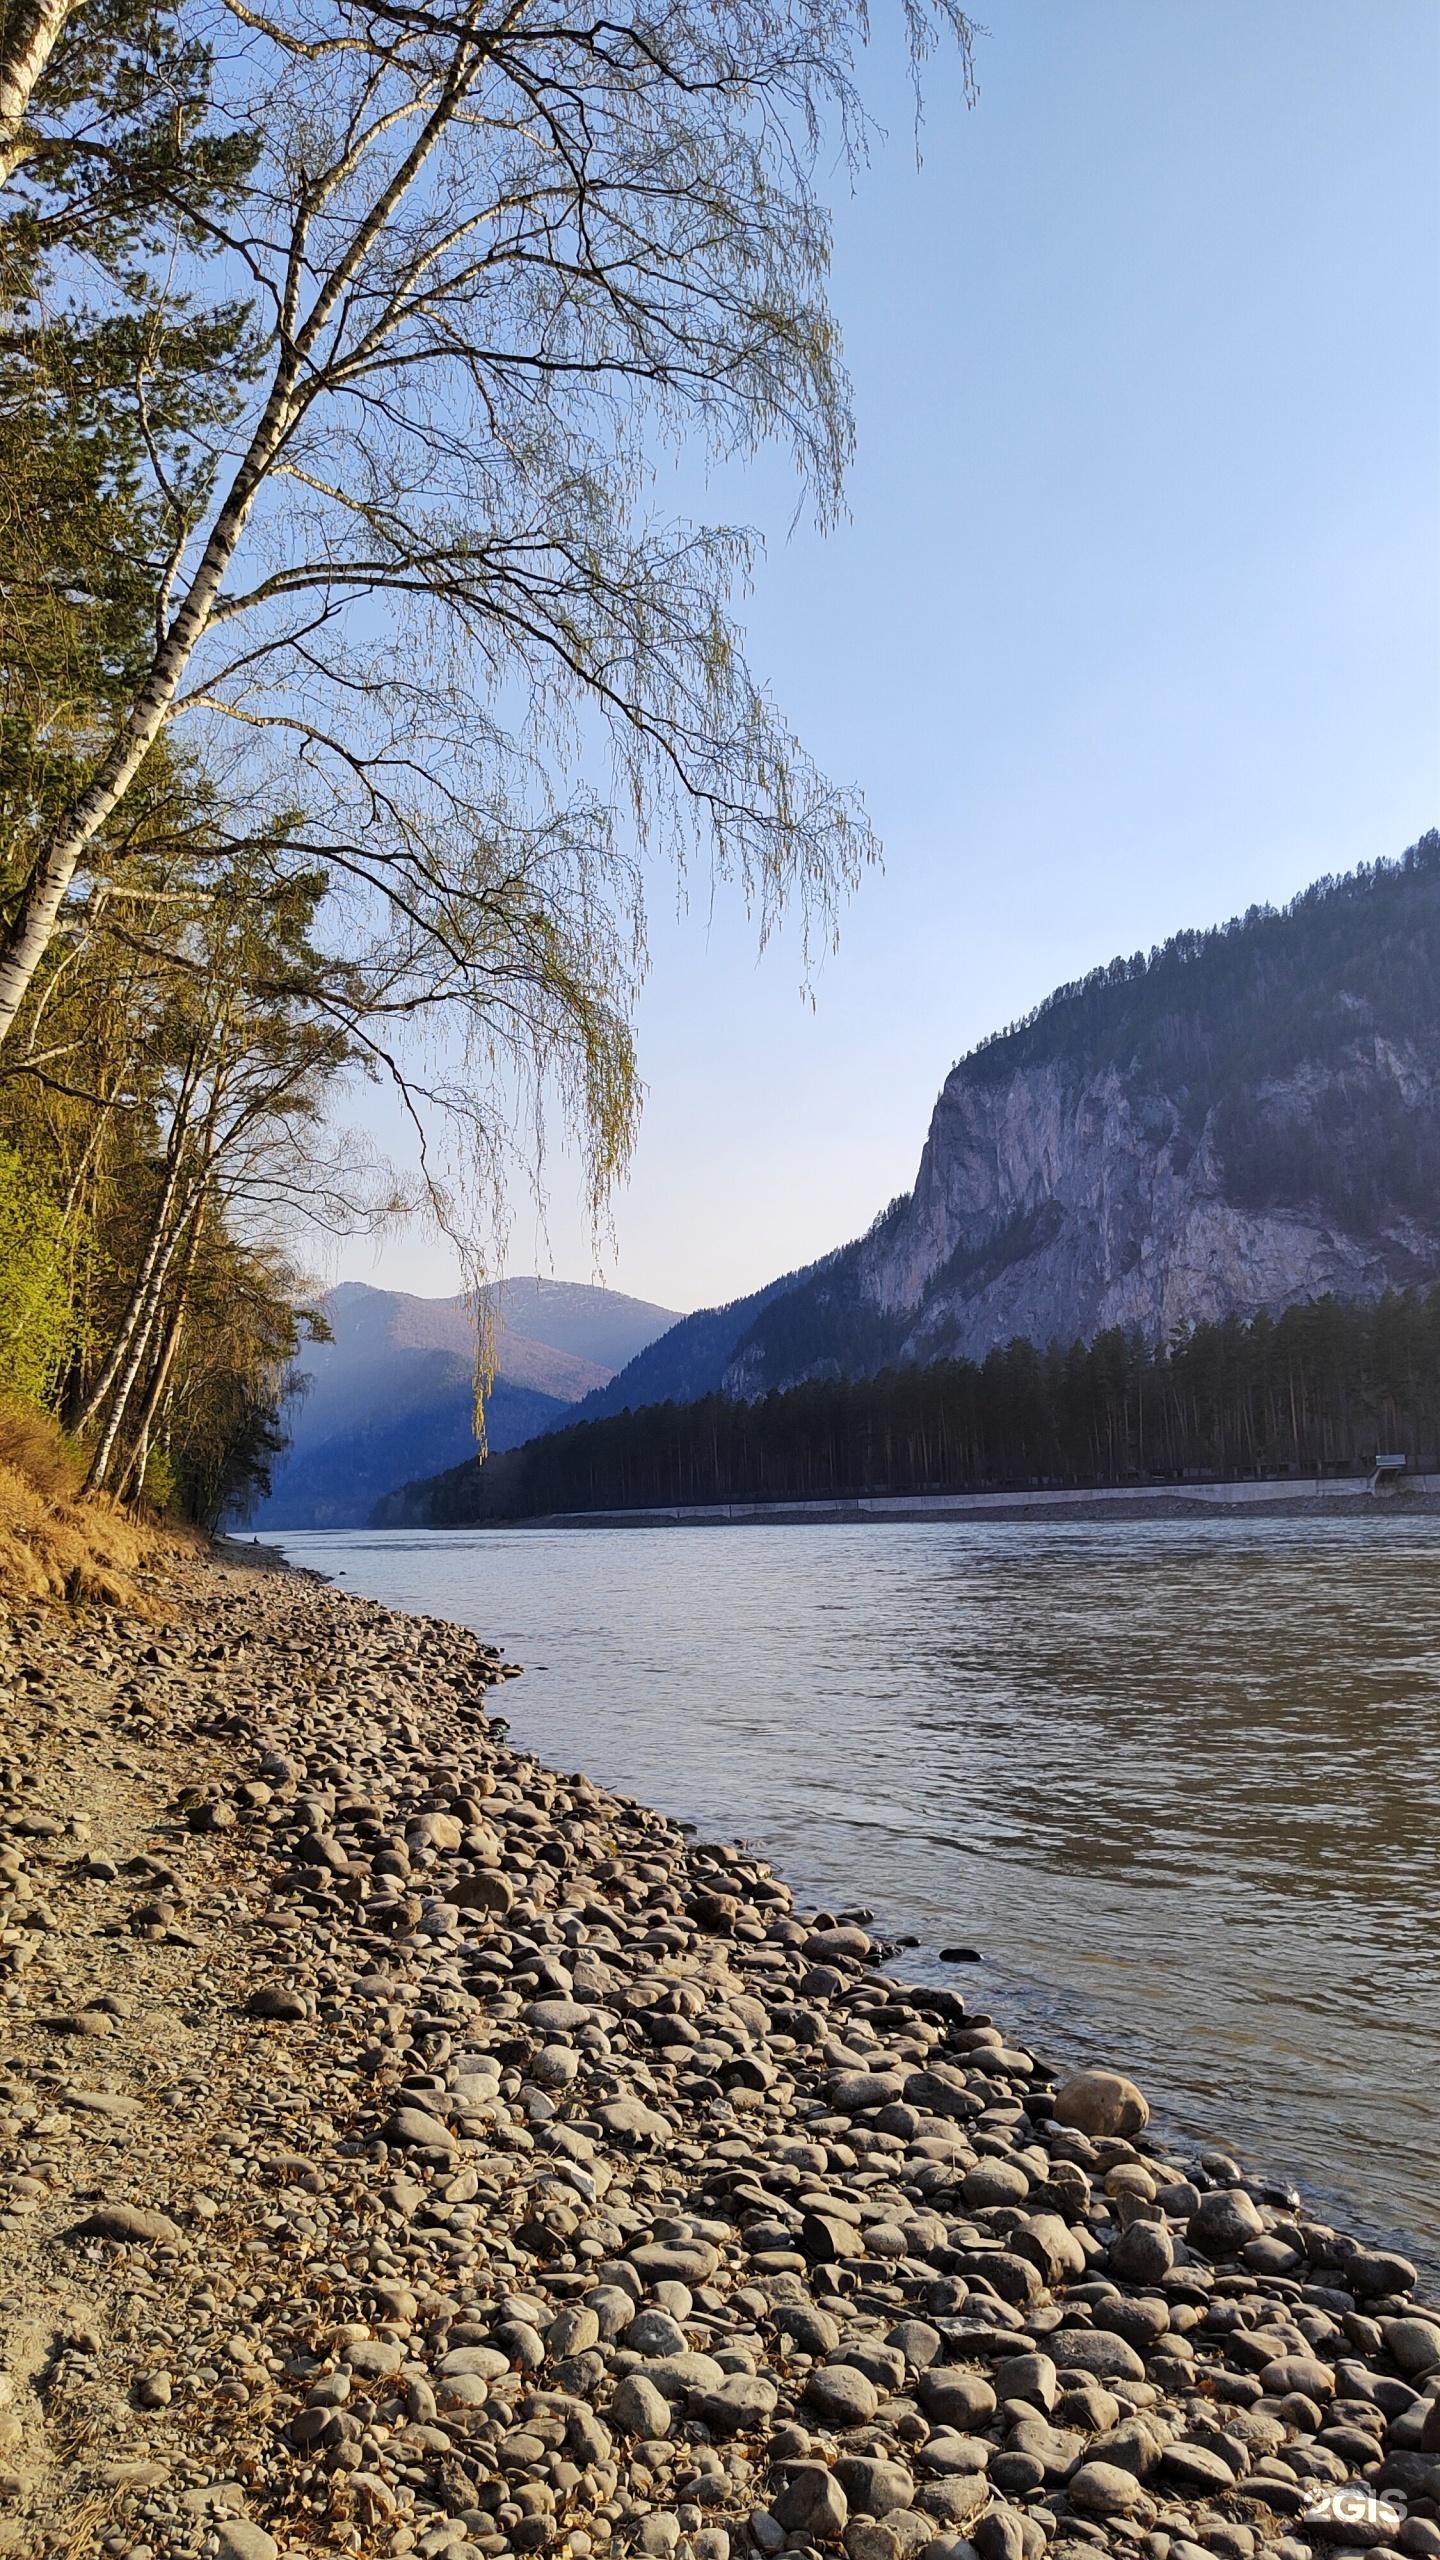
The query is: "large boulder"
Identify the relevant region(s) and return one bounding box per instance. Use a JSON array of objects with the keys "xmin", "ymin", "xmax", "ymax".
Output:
[
  {"xmin": 806, "ymin": 2363, "xmax": 880, "ymax": 2428},
  {"xmin": 773, "ymin": 2465, "xmax": 849, "ymax": 2541},
  {"xmin": 1107, "ymin": 2218, "xmax": 1175, "ymax": 2285},
  {"xmin": 1044, "ymin": 2328, "xmax": 1147, "ymax": 2384},
  {"xmin": 1187, "ymin": 2187, "xmax": 1264, "ymax": 2255},
  {"xmin": 1052, "ymin": 2070, "xmax": 1149, "ymax": 2138}
]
